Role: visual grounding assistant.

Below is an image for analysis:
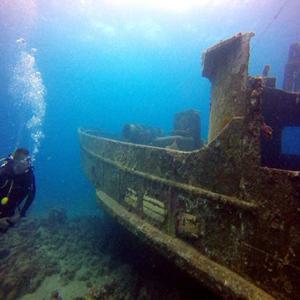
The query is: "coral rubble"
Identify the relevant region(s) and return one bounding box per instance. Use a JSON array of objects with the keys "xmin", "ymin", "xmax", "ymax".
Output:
[{"xmin": 0, "ymin": 210, "xmax": 215, "ymax": 300}]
